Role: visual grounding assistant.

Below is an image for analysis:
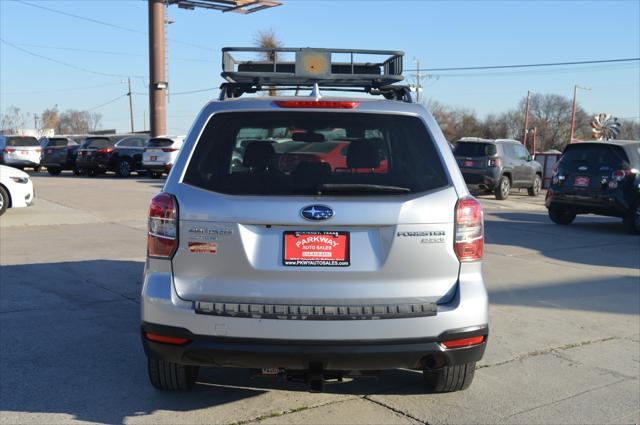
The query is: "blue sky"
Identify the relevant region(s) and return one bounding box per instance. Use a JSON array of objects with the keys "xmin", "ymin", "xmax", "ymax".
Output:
[{"xmin": 1, "ymin": 0, "xmax": 639, "ymax": 134}]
